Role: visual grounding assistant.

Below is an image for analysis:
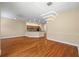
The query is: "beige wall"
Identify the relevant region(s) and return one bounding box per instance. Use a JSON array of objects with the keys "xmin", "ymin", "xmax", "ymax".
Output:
[
  {"xmin": 0, "ymin": 18, "xmax": 1, "ymax": 34},
  {"xmin": 47, "ymin": 8, "xmax": 79, "ymax": 47},
  {"xmin": 0, "ymin": 12, "xmax": 1, "ymax": 56},
  {"xmin": 0, "ymin": 17, "xmax": 26, "ymax": 39}
]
